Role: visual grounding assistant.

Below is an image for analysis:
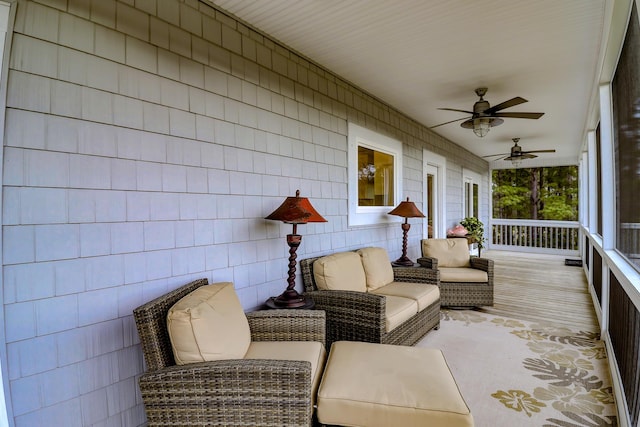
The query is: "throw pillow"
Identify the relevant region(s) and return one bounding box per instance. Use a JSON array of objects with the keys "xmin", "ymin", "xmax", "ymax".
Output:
[
  {"xmin": 422, "ymin": 238, "xmax": 470, "ymax": 267},
  {"xmin": 313, "ymin": 252, "xmax": 367, "ymax": 292},
  {"xmin": 356, "ymin": 247, "xmax": 394, "ymax": 290},
  {"xmin": 167, "ymin": 282, "xmax": 251, "ymax": 365}
]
